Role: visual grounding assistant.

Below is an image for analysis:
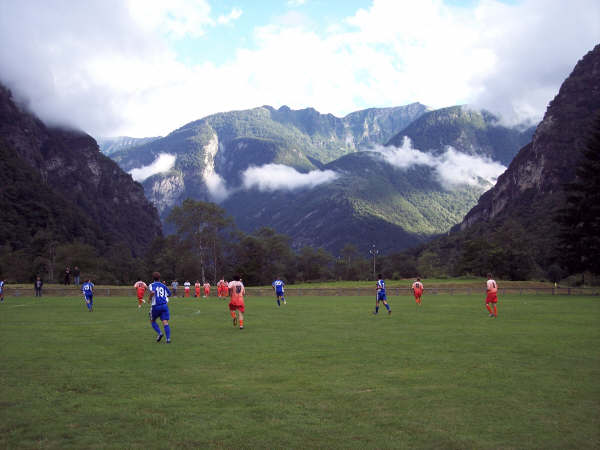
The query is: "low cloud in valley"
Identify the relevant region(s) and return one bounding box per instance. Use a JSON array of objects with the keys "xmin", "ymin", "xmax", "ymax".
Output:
[
  {"xmin": 241, "ymin": 164, "xmax": 339, "ymax": 192},
  {"xmin": 129, "ymin": 153, "xmax": 176, "ymax": 182},
  {"xmin": 376, "ymin": 137, "xmax": 507, "ymax": 189}
]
